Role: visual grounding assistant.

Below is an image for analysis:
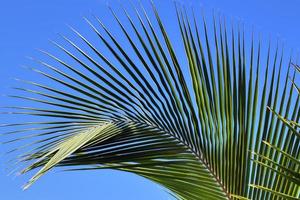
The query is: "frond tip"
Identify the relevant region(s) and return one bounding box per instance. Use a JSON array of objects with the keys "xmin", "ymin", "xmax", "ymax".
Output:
[{"xmin": 23, "ymin": 122, "xmax": 116, "ymax": 190}]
